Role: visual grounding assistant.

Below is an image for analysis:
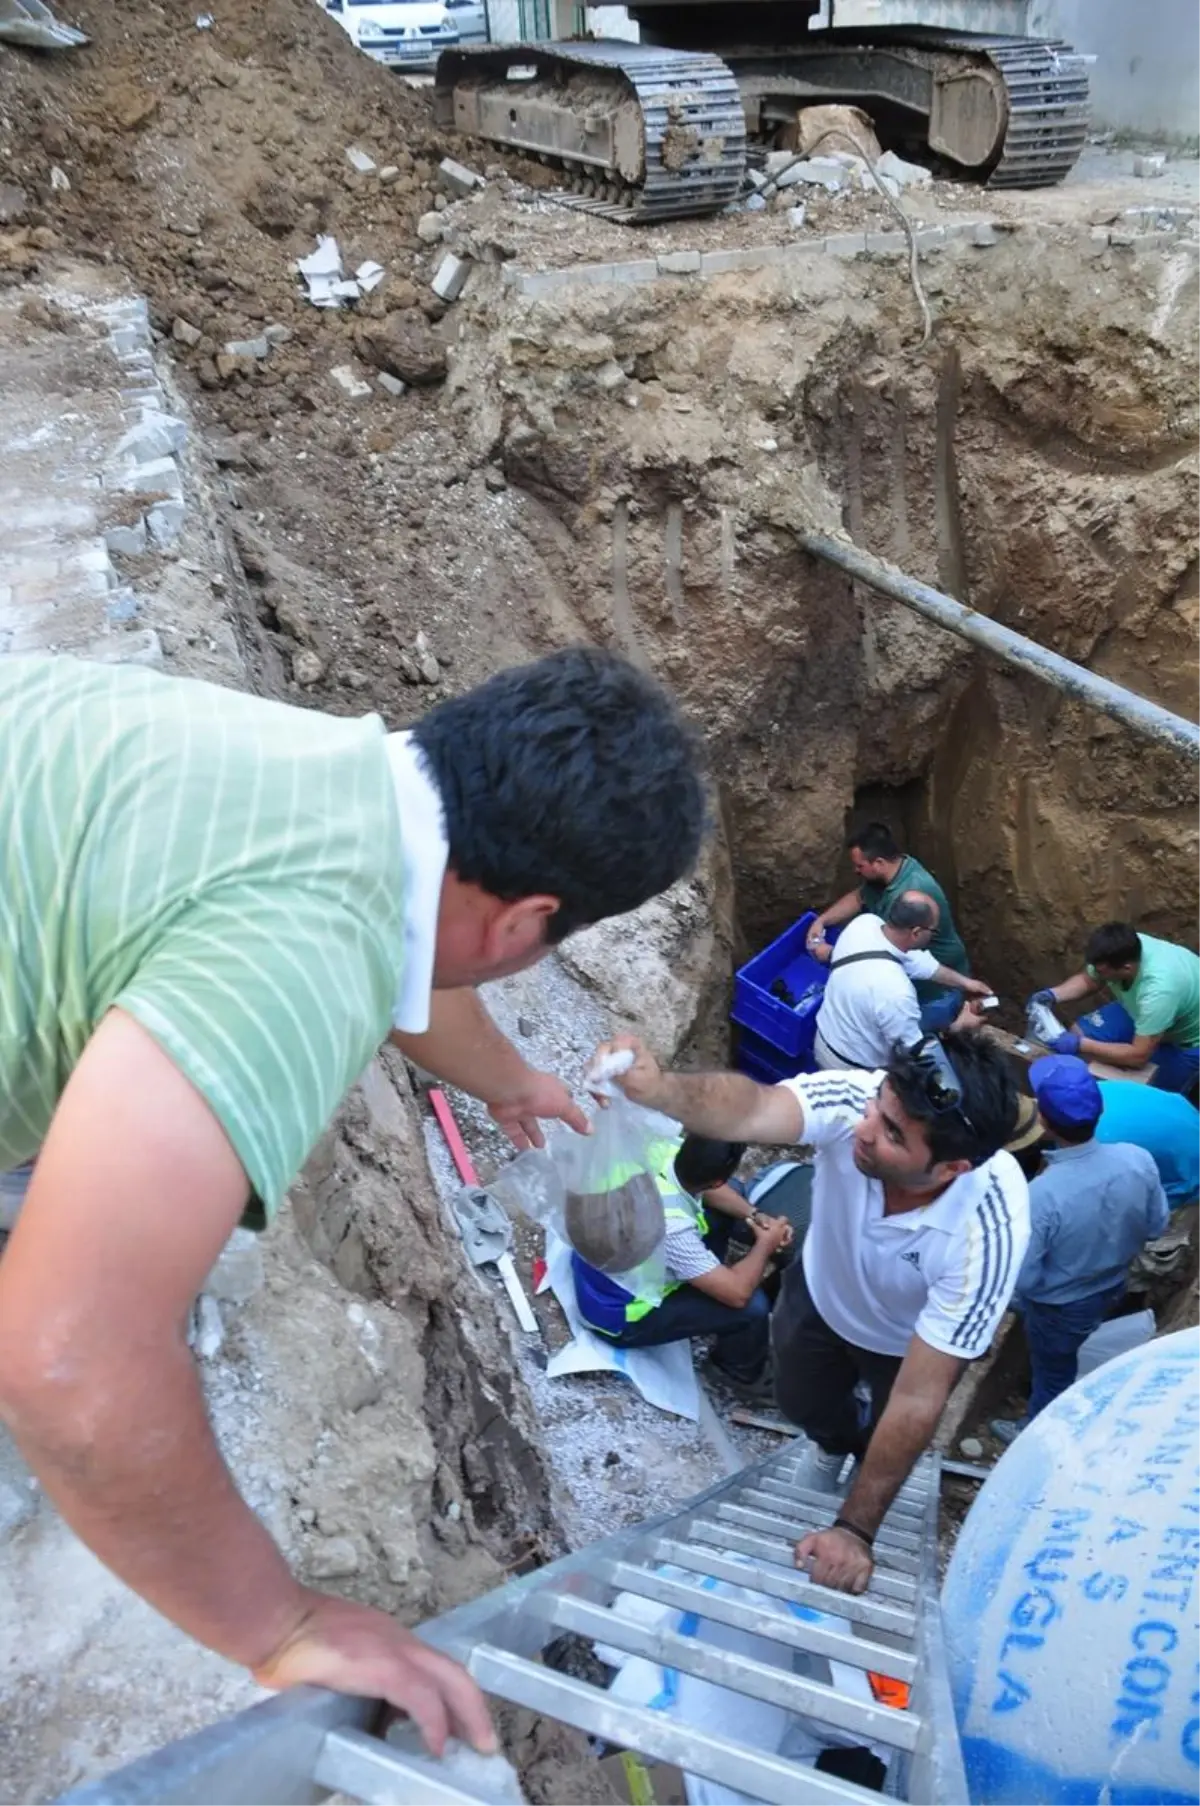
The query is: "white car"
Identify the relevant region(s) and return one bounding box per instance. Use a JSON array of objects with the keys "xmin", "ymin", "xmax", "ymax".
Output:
[
  {"xmin": 443, "ymin": 0, "xmax": 487, "ymax": 43},
  {"xmin": 323, "ymin": 0, "xmax": 461, "ymax": 69}
]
